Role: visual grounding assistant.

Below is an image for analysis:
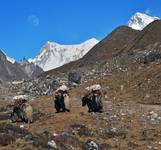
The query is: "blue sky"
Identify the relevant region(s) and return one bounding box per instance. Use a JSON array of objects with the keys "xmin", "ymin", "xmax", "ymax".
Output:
[{"xmin": 0, "ymin": 0, "xmax": 161, "ymax": 61}]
